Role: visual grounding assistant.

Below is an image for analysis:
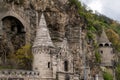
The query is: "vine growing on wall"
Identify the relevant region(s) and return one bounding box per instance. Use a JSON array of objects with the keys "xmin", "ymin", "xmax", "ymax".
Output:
[{"xmin": 95, "ymin": 51, "xmax": 101, "ymax": 63}]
